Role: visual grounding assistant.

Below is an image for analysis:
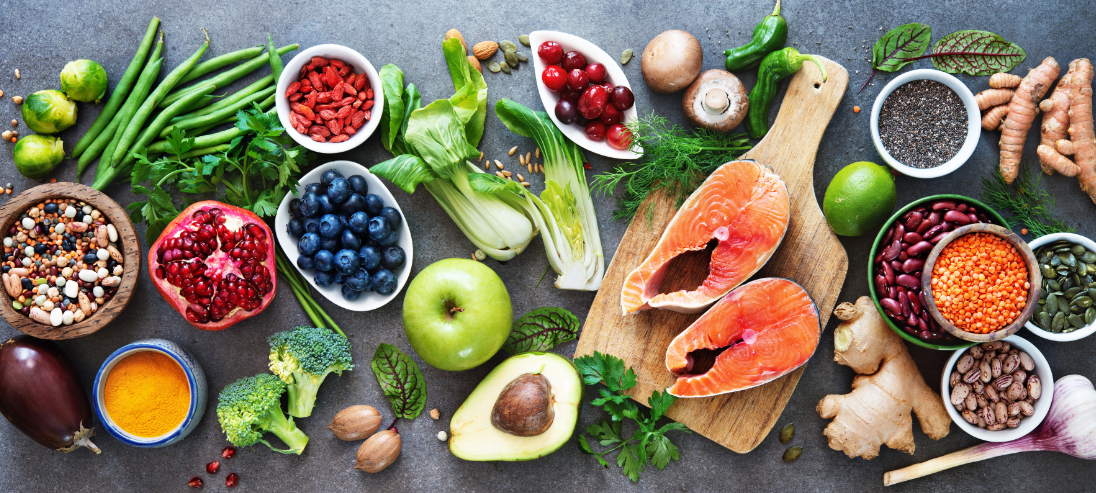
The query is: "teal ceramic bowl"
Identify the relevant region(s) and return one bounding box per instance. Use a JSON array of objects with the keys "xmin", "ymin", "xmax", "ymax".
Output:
[{"xmin": 867, "ymin": 194, "xmax": 1008, "ymax": 350}]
